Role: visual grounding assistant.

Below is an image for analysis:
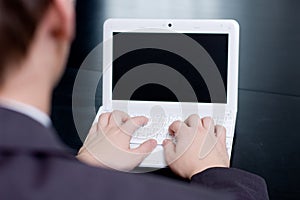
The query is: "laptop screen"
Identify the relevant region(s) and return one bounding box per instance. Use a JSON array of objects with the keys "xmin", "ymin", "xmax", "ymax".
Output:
[{"xmin": 112, "ymin": 32, "xmax": 228, "ymax": 103}]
